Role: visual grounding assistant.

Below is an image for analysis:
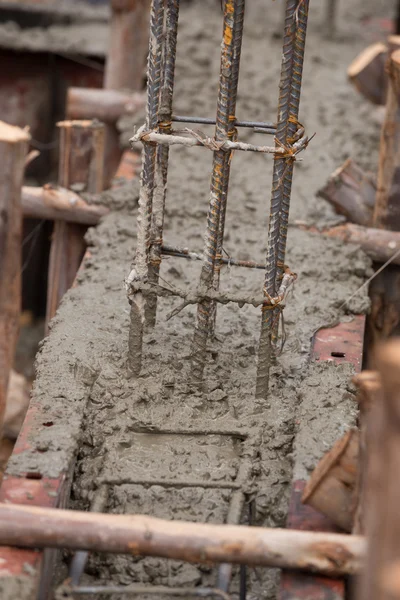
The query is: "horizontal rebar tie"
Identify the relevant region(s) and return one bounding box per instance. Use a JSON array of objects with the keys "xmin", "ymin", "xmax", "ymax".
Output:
[
  {"xmin": 126, "ymin": 268, "xmax": 296, "ymax": 321},
  {"xmin": 97, "ymin": 478, "xmax": 243, "ymax": 490},
  {"xmin": 171, "ymin": 114, "xmax": 276, "ymax": 134},
  {"xmin": 130, "ymin": 125, "xmax": 310, "ymax": 158},
  {"xmin": 161, "ymin": 242, "xmax": 266, "ymax": 269}
]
